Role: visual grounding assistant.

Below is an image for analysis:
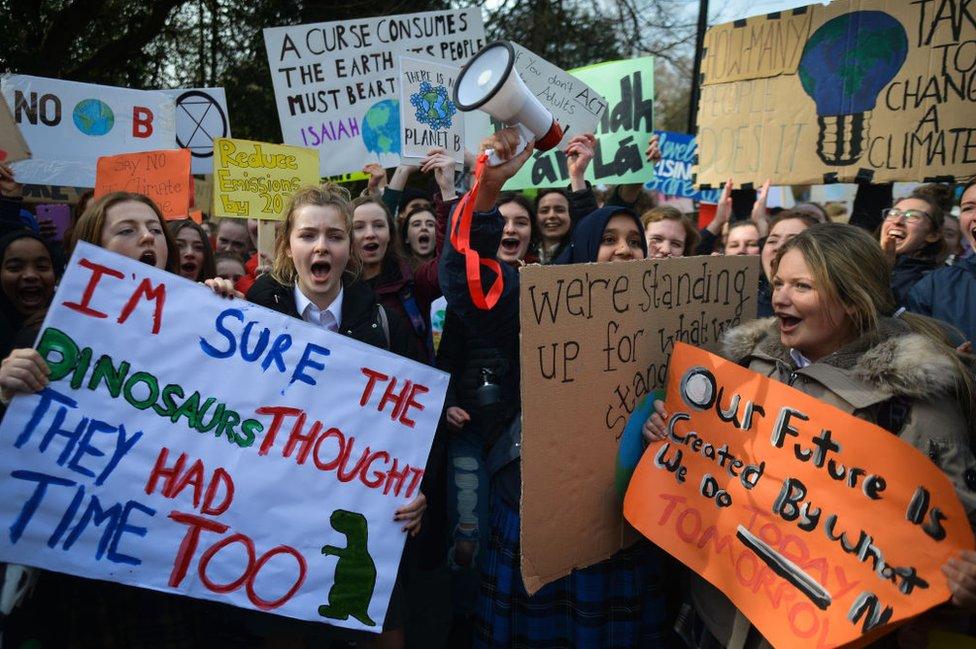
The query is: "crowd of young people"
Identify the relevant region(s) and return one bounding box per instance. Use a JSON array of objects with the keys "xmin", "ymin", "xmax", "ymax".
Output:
[{"xmin": 0, "ymin": 124, "xmax": 974, "ymax": 648}]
